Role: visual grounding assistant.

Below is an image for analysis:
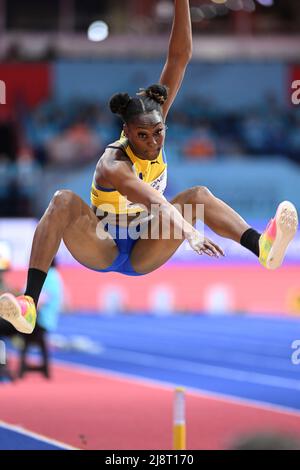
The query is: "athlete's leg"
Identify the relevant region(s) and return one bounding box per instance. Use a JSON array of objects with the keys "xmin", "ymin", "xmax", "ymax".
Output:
[
  {"xmin": 30, "ymin": 189, "xmax": 118, "ymax": 272},
  {"xmin": 131, "ymin": 185, "xmax": 250, "ymax": 274},
  {"xmin": 0, "ymin": 190, "xmax": 118, "ymax": 333}
]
